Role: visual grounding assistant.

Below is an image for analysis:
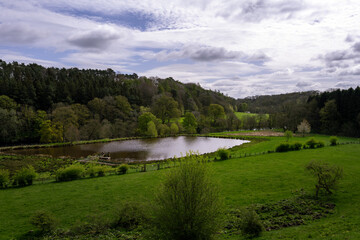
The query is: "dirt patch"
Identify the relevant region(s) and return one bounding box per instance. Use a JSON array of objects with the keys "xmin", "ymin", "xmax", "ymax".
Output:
[{"xmin": 227, "ymin": 131, "xmax": 284, "ymax": 137}]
